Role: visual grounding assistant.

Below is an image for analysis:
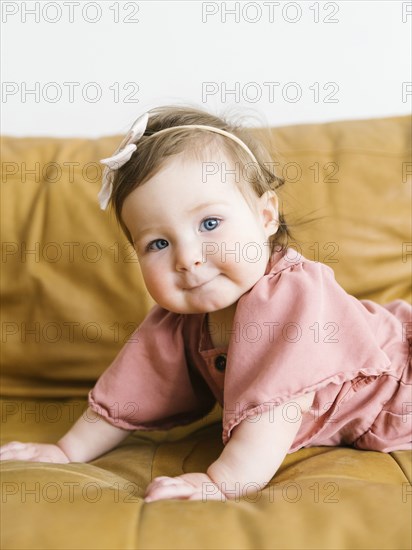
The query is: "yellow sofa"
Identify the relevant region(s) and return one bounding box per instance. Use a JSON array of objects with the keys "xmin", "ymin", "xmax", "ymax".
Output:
[{"xmin": 1, "ymin": 115, "xmax": 411, "ymax": 550}]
